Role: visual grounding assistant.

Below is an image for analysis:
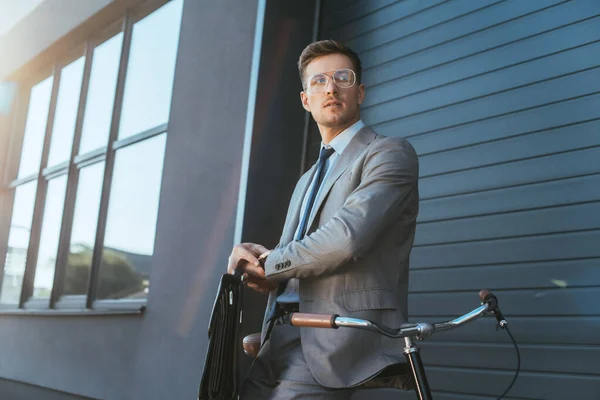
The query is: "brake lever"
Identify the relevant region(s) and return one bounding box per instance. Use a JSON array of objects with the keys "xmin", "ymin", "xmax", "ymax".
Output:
[{"xmin": 479, "ymin": 289, "xmax": 508, "ymax": 329}]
